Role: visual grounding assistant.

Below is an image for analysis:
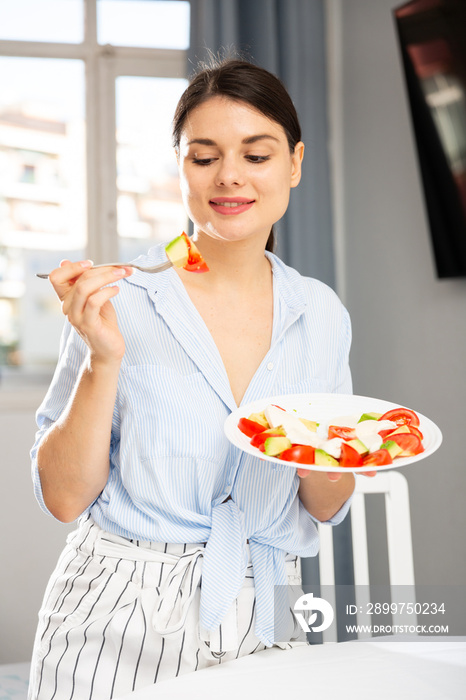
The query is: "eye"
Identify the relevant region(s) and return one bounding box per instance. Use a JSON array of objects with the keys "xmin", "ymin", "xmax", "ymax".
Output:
[
  {"xmin": 192, "ymin": 157, "xmax": 217, "ymax": 166},
  {"xmin": 245, "ymin": 155, "xmax": 271, "ymax": 163}
]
